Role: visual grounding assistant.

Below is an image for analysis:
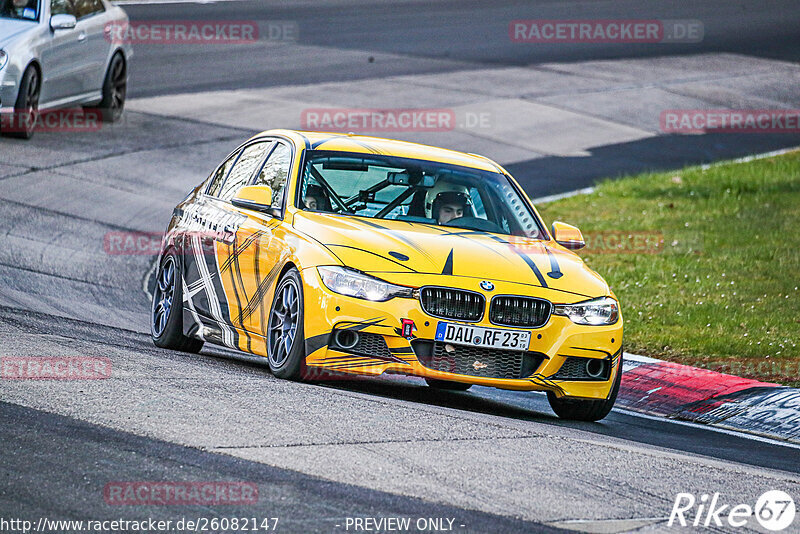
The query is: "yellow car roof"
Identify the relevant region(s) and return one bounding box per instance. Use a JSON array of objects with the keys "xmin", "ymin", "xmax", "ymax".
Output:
[{"xmin": 250, "ymin": 129, "xmax": 503, "ymax": 173}]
